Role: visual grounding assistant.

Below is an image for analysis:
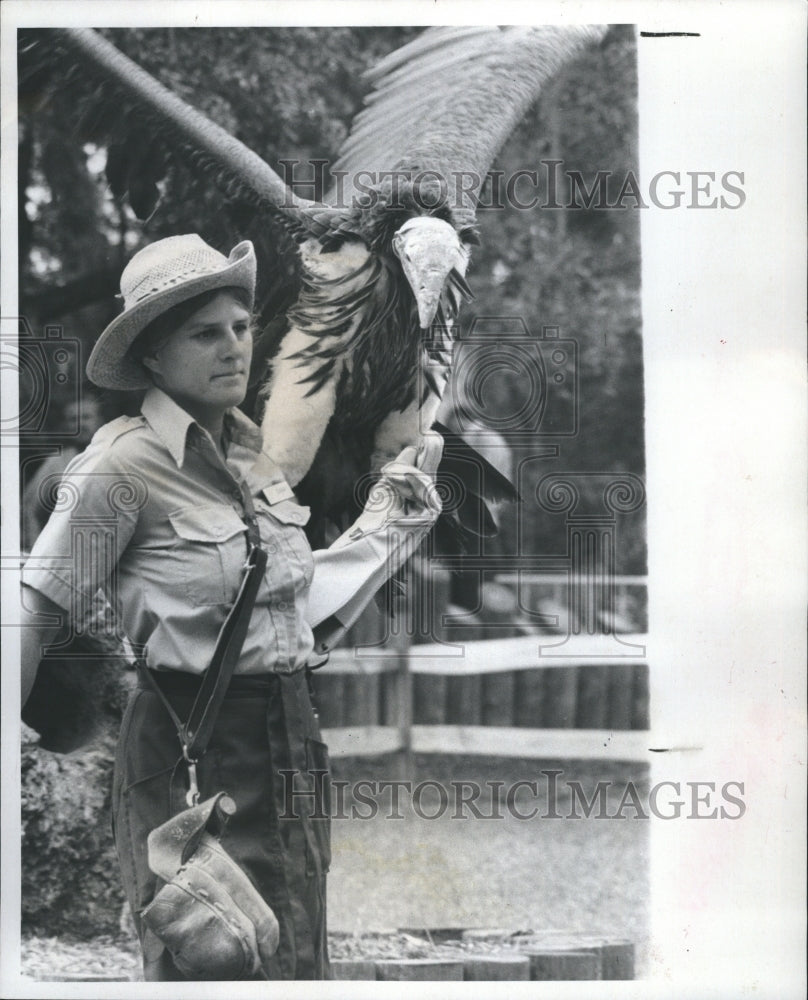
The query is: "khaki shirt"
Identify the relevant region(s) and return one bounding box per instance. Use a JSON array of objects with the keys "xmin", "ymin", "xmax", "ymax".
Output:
[{"xmin": 22, "ymin": 388, "xmax": 433, "ymax": 674}]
